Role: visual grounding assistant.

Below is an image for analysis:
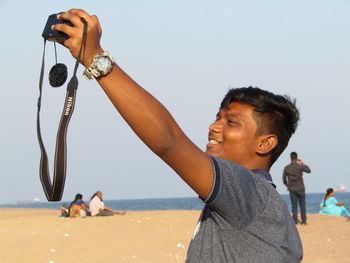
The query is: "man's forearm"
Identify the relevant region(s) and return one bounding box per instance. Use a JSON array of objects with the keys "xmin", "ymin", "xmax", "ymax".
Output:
[
  {"xmin": 53, "ymin": 9, "xmax": 215, "ymax": 199},
  {"xmin": 302, "ymin": 165, "xmax": 311, "ymax": 173},
  {"xmin": 97, "ymin": 64, "xmax": 186, "ymax": 158}
]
